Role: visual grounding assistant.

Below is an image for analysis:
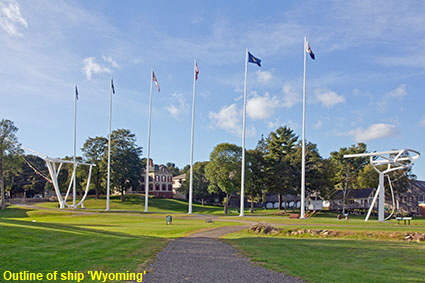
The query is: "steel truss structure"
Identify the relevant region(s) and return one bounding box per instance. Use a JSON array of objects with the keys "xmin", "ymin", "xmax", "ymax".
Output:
[
  {"xmin": 23, "ymin": 147, "xmax": 95, "ymax": 209},
  {"xmin": 344, "ymin": 149, "xmax": 420, "ymax": 222}
]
